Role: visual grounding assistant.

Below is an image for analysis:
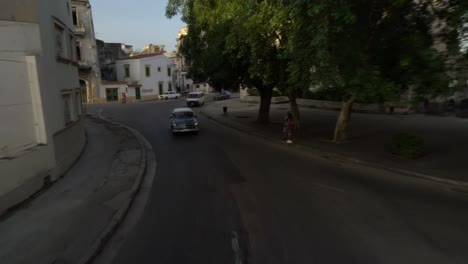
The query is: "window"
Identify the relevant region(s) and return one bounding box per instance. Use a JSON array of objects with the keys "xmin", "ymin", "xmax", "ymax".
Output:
[
  {"xmin": 75, "ymin": 92, "xmax": 82, "ymax": 116},
  {"xmin": 167, "ymin": 67, "xmax": 172, "ymax": 77},
  {"xmin": 145, "ymin": 65, "xmax": 151, "ymax": 77},
  {"xmin": 69, "ymin": 34, "xmax": 75, "ymax": 61},
  {"xmin": 76, "ymin": 42, "xmax": 81, "ymax": 61},
  {"xmin": 63, "ymin": 93, "xmax": 73, "ymax": 125},
  {"xmin": 158, "ymin": 82, "xmax": 164, "ymax": 94},
  {"xmin": 124, "ymin": 64, "xmax": 130, "ymax": 78},
  {"xmin": 168, "ymin": 82, "xmax": 172, "ymax": 91},
  {"xmin": 196, "ymin": 84, "xmax": 200, "ymax": 88},
  {"xmin": 55, "ymin": 23, "xmax": 66, "ymax": 58},
  {"xmin": 72, "ymin": 7, "xmax": 78, "ymax": 25},
  {"xmin": 157, "ymin": 66, "xmax": 161, "ymax": 72}
]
